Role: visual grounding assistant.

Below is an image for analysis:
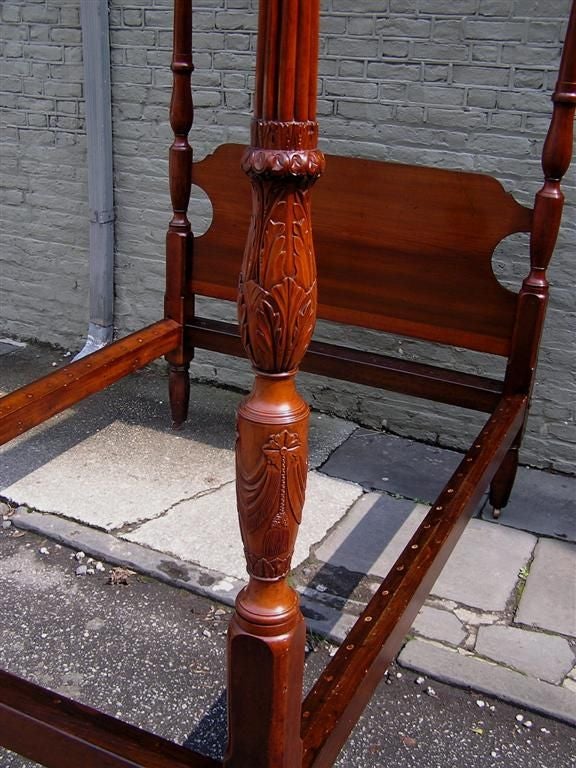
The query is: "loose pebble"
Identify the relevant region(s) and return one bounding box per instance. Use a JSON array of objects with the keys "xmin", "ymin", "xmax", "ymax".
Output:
[
  {"xmin": 75, "ymin": 565, "xmax": 88, "ymax": 576},
  {"xmin": 476, "ymin": 699, "xmax": 486, "ymax": 708},
  {"xmin": 415, "ymin": 676, "xmax": 425, "ymax": 685},
  {"xmin": 202, "ymin": 629, "xmax": 212, "ymax": 638},
  {"xmin": 39, "ymin": 547, "xmax": 49, "ymax": 555},
  {"xmin": 516, "ymin": 714, "xmax": 524, "ymax": 723},
  {"xmin": 87, "ymin": 567, "xmax": 95, "ymax": 575},
  {"xmin": 426, "ymin": 686, "xmax": 437, "ymax": 697},
  {"xmin": 75, "ymin": 551, "xmax": 86, "ymax": 561},
  {"xmin": 540, "ymin": 728, "xmax": 550, "ymax": 734},
  {"xmin": 396, "ymin": 672, "xmax": 403, "ymax": 679},
  {"xmin": 2, "ymin": 520, "xmax": 12, "ymax": 529},
  {"xmin": 315, "ymin": 584, "xmax": 327, "ymax": 593},
  {"xmin": 95, "ymin": 562, "xmax": 105, "ymax": 572},
  {"xmin": 523, "ymin": 720, "xmax": 533, "ymax": 729}
]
